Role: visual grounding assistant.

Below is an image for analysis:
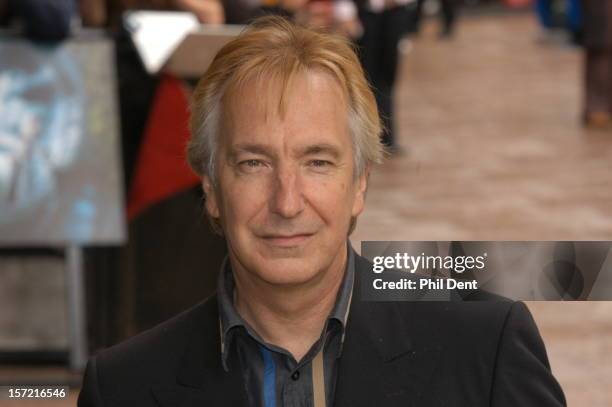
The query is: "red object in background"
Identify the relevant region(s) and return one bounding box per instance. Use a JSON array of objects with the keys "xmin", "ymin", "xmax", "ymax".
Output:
[
  {"xmin": 127, "ymin": 74, "xmax": 200, "ymax": 220},
  {"xmin": 504, "ymin": 0, "xmax": 532, "ymax": 8}
]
